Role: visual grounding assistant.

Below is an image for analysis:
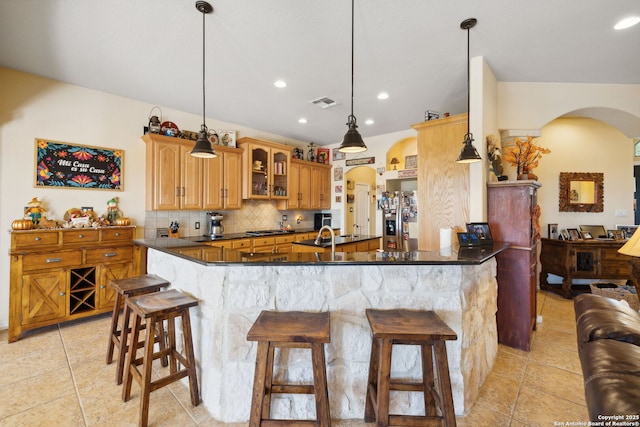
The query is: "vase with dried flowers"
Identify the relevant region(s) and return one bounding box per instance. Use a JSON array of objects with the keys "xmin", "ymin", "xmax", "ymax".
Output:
[{"xmin": 503, "ymin": 136, "xmax": 551, "ymax": 180}]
